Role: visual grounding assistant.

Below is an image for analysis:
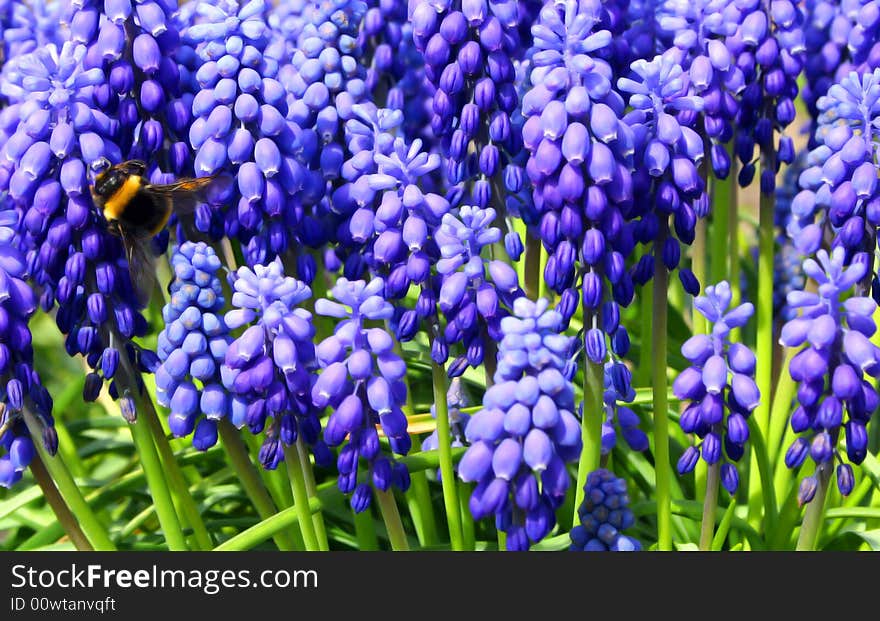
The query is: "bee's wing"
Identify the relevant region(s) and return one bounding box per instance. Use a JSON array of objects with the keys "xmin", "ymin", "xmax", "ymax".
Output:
[
  {"xmin": 148, "ymin": 176, "xmax": 218, "ymax": 215},
  {"xmin": 121, "ymin": 229, "xmax": 158, "ymax": 308}
]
